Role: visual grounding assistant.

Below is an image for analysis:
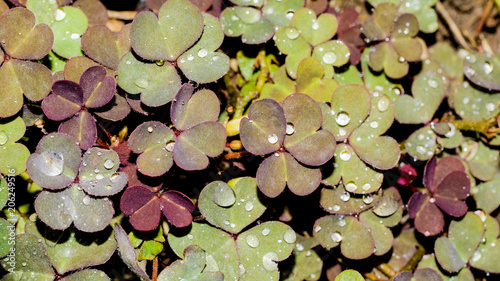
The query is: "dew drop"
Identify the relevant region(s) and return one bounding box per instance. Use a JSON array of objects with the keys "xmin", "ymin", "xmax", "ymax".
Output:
[
  {"xmin": 345, "ymin": 182, "xmax": 357, "ymax": 192},
  {"xmin": 0, "ymin": 131, "xmax": 8, "ymax": 145},
  {"xmin": 36, "ymin": 150, "xmax": 64, "ymax": 176},
  {"xmin": 187, "ymin": 54, "xmax": 194, "ymax": 61},
  {"xmin": 362, "ymin": 183, "xmax": 371, "ymax": 191},
  {"xmin": 22, "ymin": 262, "xmax": 27, "ymax": 266},
  {"xmin": 339, "ymin": 149, "xmax": 351, "ymax": 161},
  {"xmin": 322, "ymin": 52, "xmax": 337, "ymax": 64},
  {"xmin": 258, "ymin": 253, "xmax": 278, "ymax": 275},
  {"xmin": 245, "ymin": 201, "xmax": 254, "ymax": 211},
  {"xmin": 340, "ymin": 192, "xmax": 350, "ymax": 202},
  {"xmin": 416, "ymin": 145, "xmax": 426, "ymax": 155},
  {"xmin": 398, "ymin": 57, "xmax": 405, "ymax": 63},
  {"xmin": 486, "ymin": 102, "xmax": 495, "ymax": 112},
  {"xmin": 83, "ymin": 195, "xmax": 91, "ymax": 205},
  {"xmin": 314, "ymin": 225, "xmax": 322, "ymax": 232},
  {"xmin": 296, "ymin": 243, "xmax": 304, "ymax": 251},
  {"xmin": 54, "ymin": 8, "xmax": 66, "ymax": 21},
  {"xmin": 285, "ymin": 27, "xmax": 300, "ymax": 39},
  {"xmin": 312, "ymin": 20, "xmax": 319, "ymax": 30},
  {"xmin": 337, "ymin": 217, "xmax": 346, "ymax": 227},
  {"xmin": 481, "ymin": 61, "xmax": 493, "ymax": 75},
  {"xmin": 471, "ymin": 251, "xmax": 481, "ymax": 262},
  {"xmin": 147, "ymin": 126, "xmax": 153, "ymax": 133},
  {"xmin": 286, "ymin": 123, "xmax": 295, "ymax": 135},
  {"xmin": 268, "ymin": 134, "xmax": 278, "ymax": 144},
  {"xmin": 429, "ymin": 197, "xmax": 436, "ymax": 203},
  {"xmin": 332, "ymin": 204, "xmax": 340, "ymax": 212},
  {"xmin": 262, "ymin": 227, "xmax": 270, "ymax": 236},
  {"xmin": 198, "ymin": 48, "xmax": 208, "ymax": 58},
  {"xmin": 464, "ymin": 66, "xmax": 476, "ymax": 76},
  {"xmin": 246, "ymin": 234, "xmax": 259, "ymax": 248},
  {"xmin": 95, "ymin": 174, "xmax": 104, "ymax": 180},
  {"xmin": 104, "ymin": 159, "xmax": 115, "ymax": 170},
  {"xmin": 363, "ymin": 194, "xmax": 374, "ymax": 204},
  {"xmin": 377, "ymin": 96, "xmax": 390, "ymax": 112},
  {"xmin": 166, "ymin": 141, "xmax": 175, "ymax": 152},
  {"xmin": 284, "ymin": 229, "xmax": 296, "ymax": 243},
  {"xmin": 466, "ymin": 55, "xmax": 476, "ymax": 63},
  {"xmin": 331, "ymin": 232, "xmax": 343, "ymax": 243},
  {"xmin": 370, "ymin": 121, "xmax": 379, "ymax": 128},
  {"xmin": 285, "ymin": 11, "xmax": 294, "ymax": 21},
  {"xmin": 110, "ymin": 172, "xmax": 120, "ymax": 183},
  {"xmin": 135, "ymin": 78, "xmax": 149, "ymax": 89},
  {"xmin": 335, "ymin": 111, "xmax": 350, "ymax": 126},
  {"xmin": 427, "ymin": 78, "xmax": 439, "ymax": 88}
]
